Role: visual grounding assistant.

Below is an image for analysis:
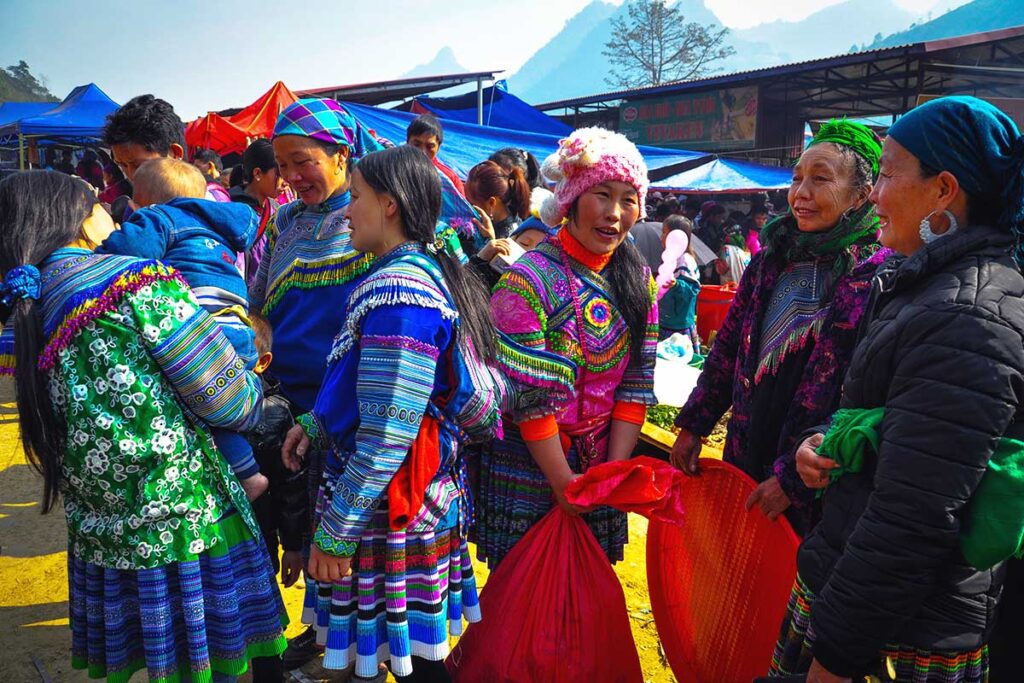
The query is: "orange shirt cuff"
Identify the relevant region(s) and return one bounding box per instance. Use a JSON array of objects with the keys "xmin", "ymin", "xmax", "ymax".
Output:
[
  {"xmin": 518, "ymin": 415, "xmax": 560, "ymax": 441},
  {"xmin": 612, "ymin": 401, "xmax": 647, "ymax": 425}
]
